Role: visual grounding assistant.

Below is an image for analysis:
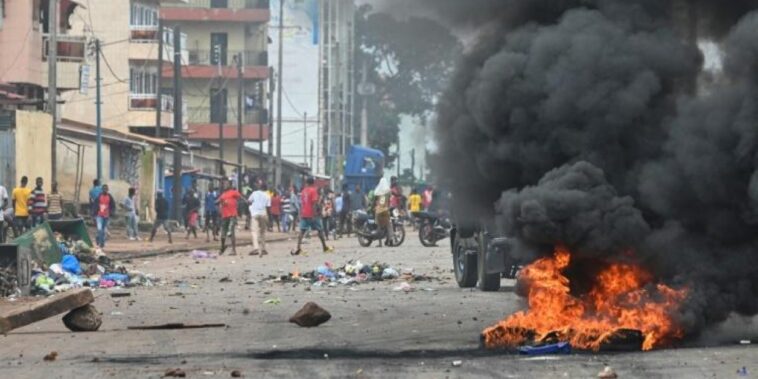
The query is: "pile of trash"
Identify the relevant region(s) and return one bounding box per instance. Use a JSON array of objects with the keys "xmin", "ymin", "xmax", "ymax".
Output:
[
  {"xmin": 266, "ymin": 260, "xmax": 437, "ymax": 287},
  {"xmin": 30, "ymin": 233, "xmax": 158, "ymax": 295},
  {"xmin": 0, "ymin": 262, "xmax": 19, "ymax": 297}
]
